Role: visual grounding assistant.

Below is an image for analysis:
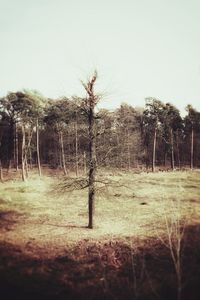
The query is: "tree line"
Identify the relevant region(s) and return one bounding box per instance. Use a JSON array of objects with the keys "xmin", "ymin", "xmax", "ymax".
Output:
[{"xmin": 0, "ymin": 84, "xmax": 200, "ymax": 181}]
